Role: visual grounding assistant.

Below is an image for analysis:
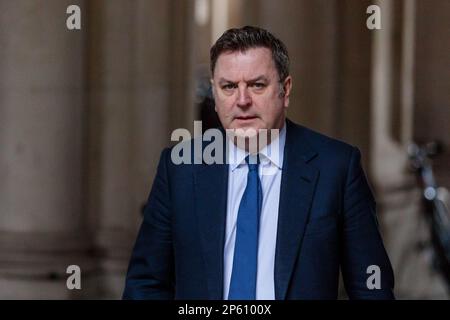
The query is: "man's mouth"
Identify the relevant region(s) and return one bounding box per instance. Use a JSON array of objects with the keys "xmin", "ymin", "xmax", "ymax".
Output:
[{"xmin": 235, "ymin": 116, "xmax": 258, "ymax": 121}]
